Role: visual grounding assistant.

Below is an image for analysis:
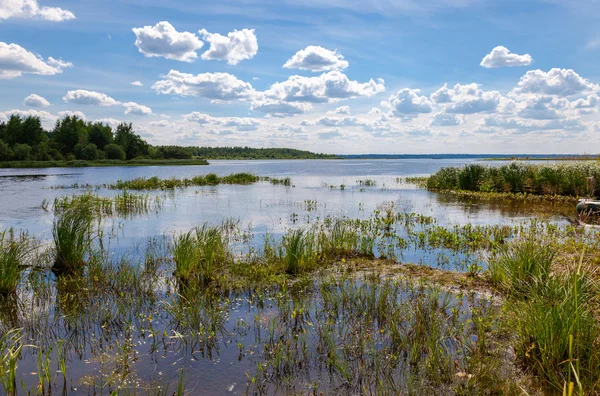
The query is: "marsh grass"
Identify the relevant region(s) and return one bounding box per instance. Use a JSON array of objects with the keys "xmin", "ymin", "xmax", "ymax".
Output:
[
  {"xmin": 108, "ymin": 172, "xmax": 260, "ymax": 190},
  {"xmin": 53, "ymin": 191, "xmax": 165, "ymax": 218},
  {"xmin": 427, "ymin": 162, "xmax": 600, "ymax": 198},
  {"xmin": 172, "ymin": 224, "xmax": 231, "ymax": 290},
  {"xmin": 488, "ymin": 239, "xmax": 555, "ymax": 297},
  {"xmin": 0, "ymin": 230, "xmax": 30, "ymax": 297},
  {"xmin": 52, "ymin": 202, "xmax": 95, "ymax": 276},
  {"xmin": 489, "ymin": 240, "xmax": 600, "ymax": 392}
]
